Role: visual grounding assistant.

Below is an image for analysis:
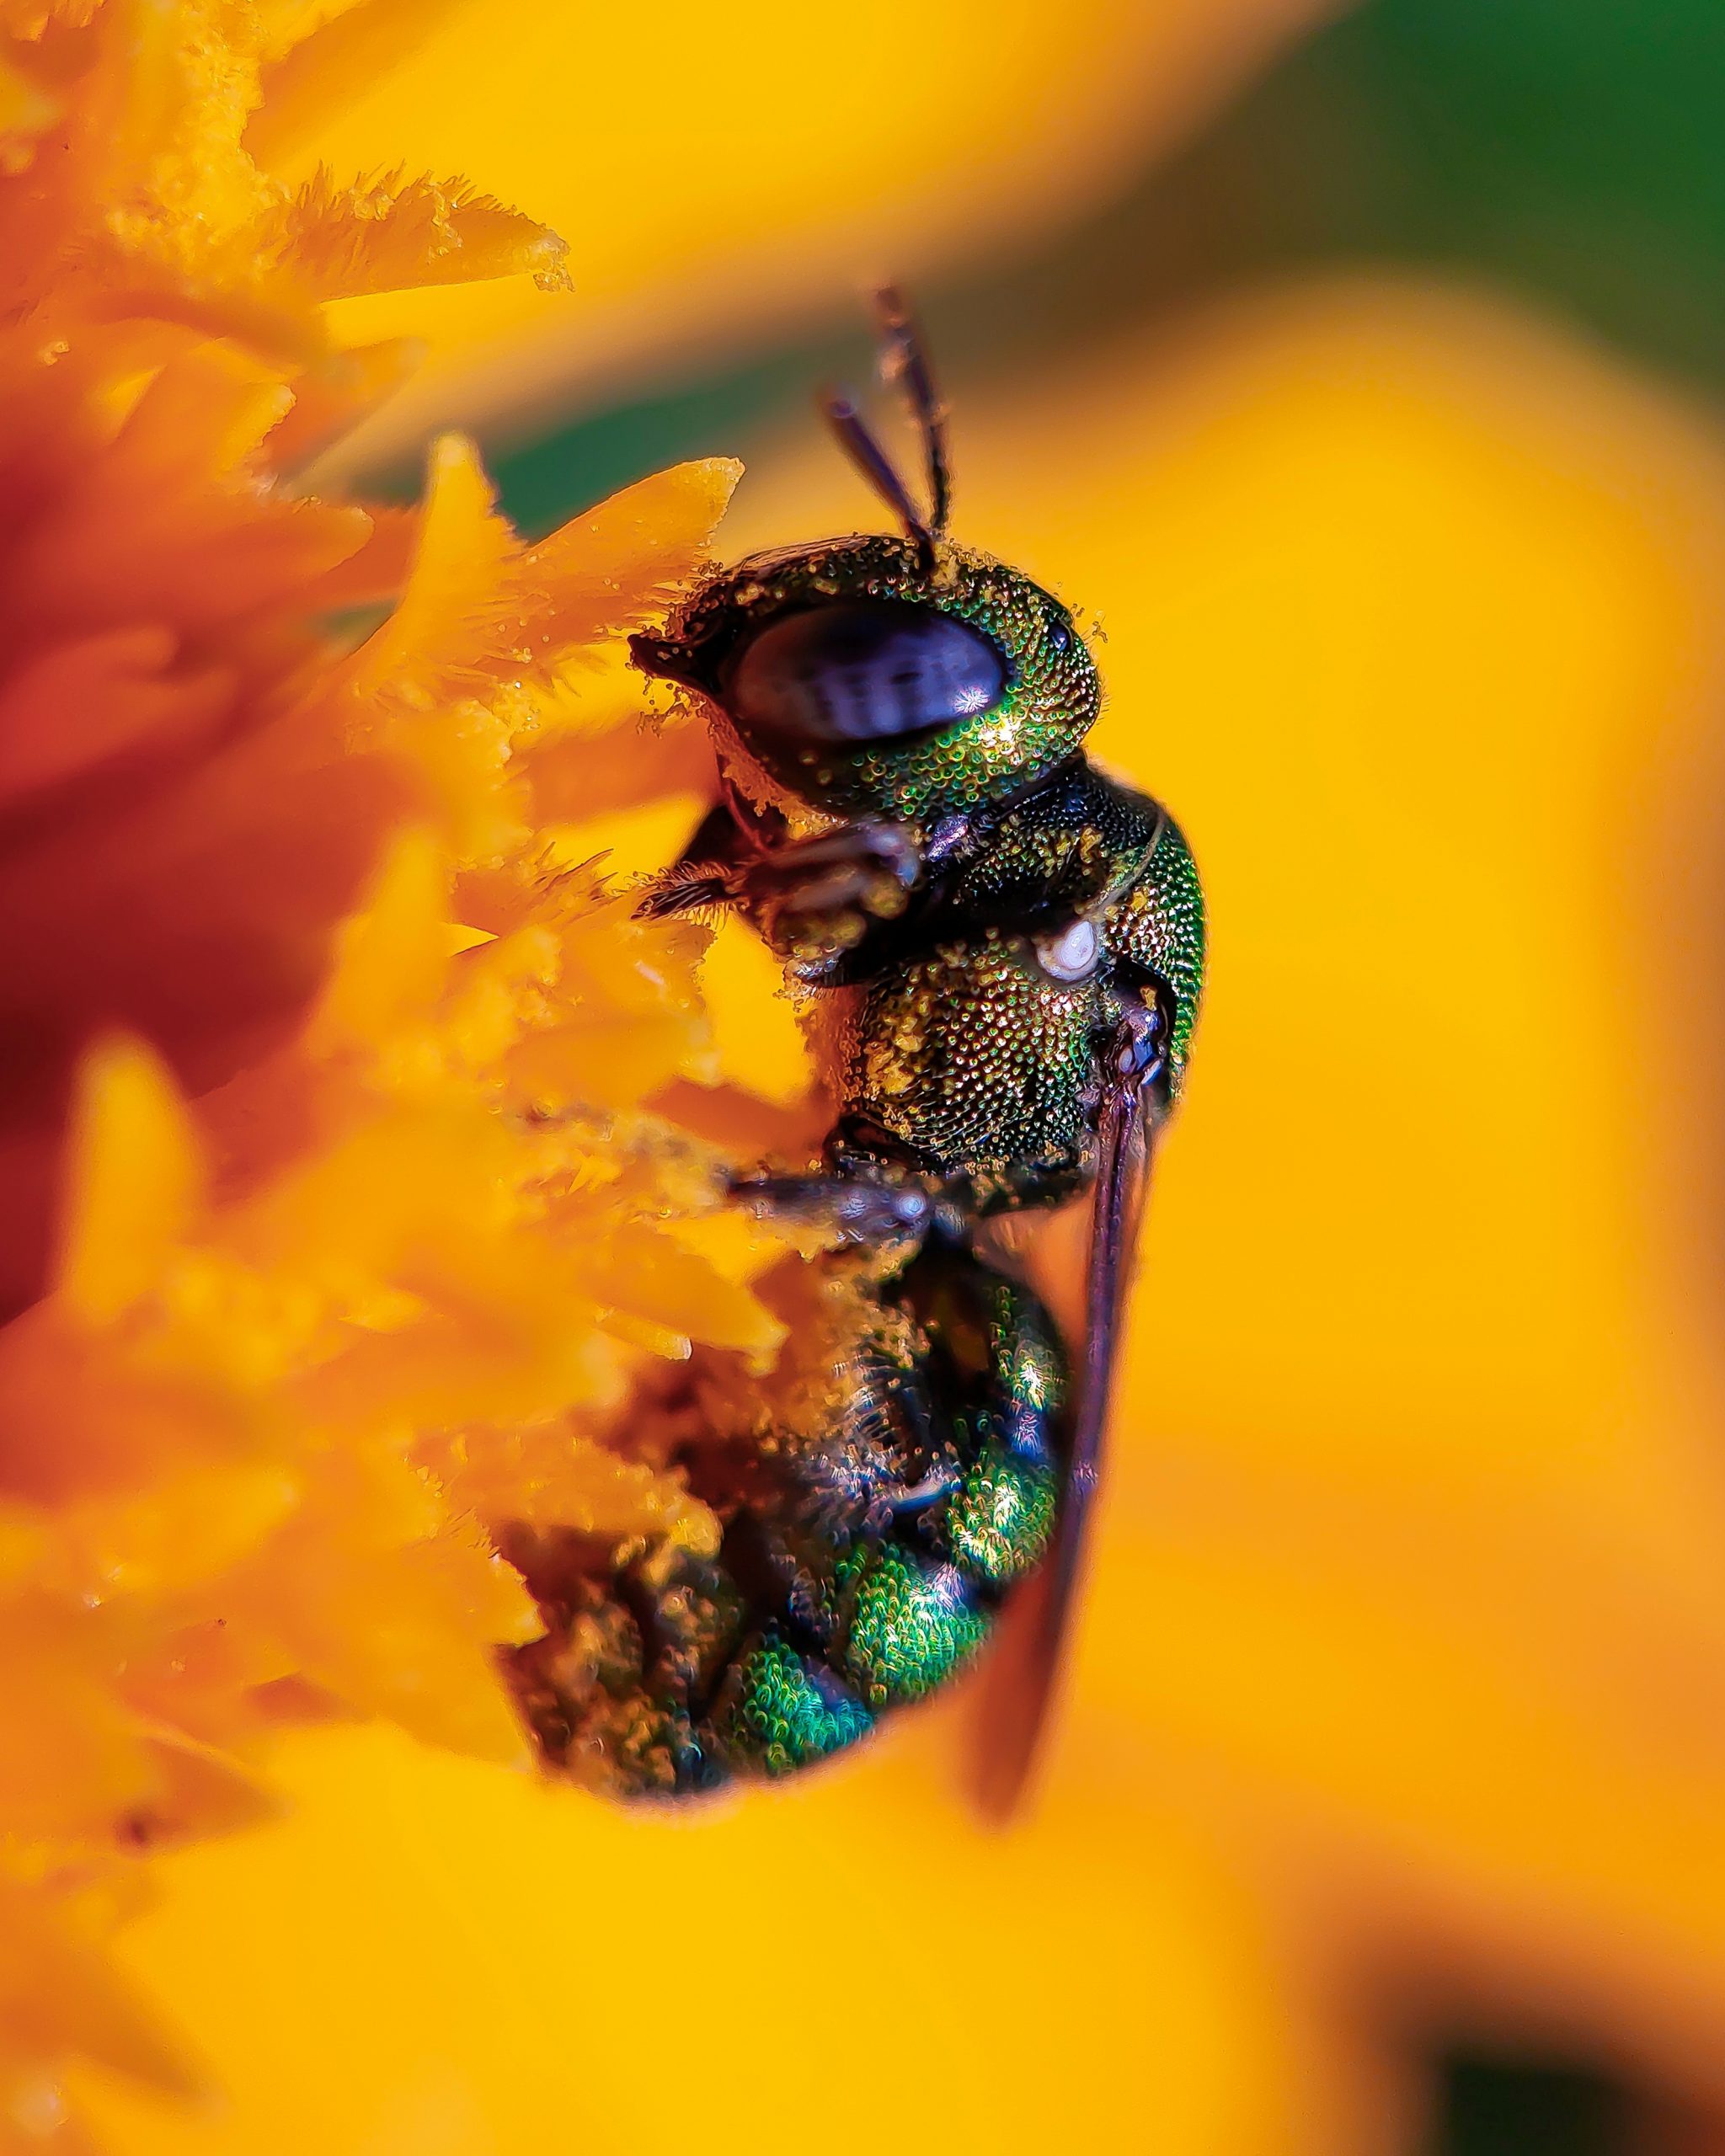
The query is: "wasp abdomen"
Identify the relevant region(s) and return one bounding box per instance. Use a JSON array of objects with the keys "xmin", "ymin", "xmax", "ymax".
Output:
[{"xmin": 507, "ymin": 1246, "xmax": 1065, "ymax": 1796}]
